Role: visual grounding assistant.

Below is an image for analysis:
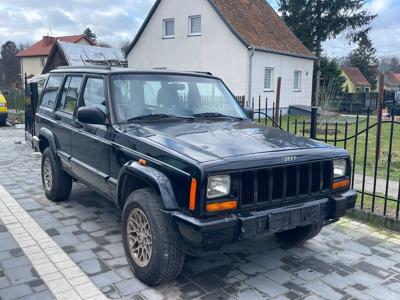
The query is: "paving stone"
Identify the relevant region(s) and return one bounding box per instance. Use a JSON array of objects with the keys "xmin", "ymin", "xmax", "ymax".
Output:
[
  {"xmin": 304, "ymin": 280, "xmax": 345, "ymax": 300},
  {"xmin": 79, "ymin": 258, "xmax": 110, "ymax": 276},
  {"xmin": 264, "ymin": 268, "xmax": 296, "ymax": 284},
  {"xmin": 5, "ymin": 265, "xmax": 39, "ymax": 285},
  {"xmin": 1, "ymin": 256, "xmax": 30, "ymax": 269},
  {"xmin": 115, "ymin": 277, "xmax": 148, "ymax": 296},
  {"xmin": 246, "ymin": 275, "xmax": 288, "ymax": 297},
  {"xmin": 90, "ymin": 271, "xmax": 123, "ymax": 288},
  {"xmin": 192, "ymin": 272, "xmax": 227, "ymax": 292},
  {"xmin": 19, "ymin": 290, "xmax": 55, "ymax": 300},
  {"xmin": 353, "ymin": 261, "xmax": 394, "ymax": 279},
  {"xmin": 0, "ymin": 283, "xmax": 33, "ymax": 300}
]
